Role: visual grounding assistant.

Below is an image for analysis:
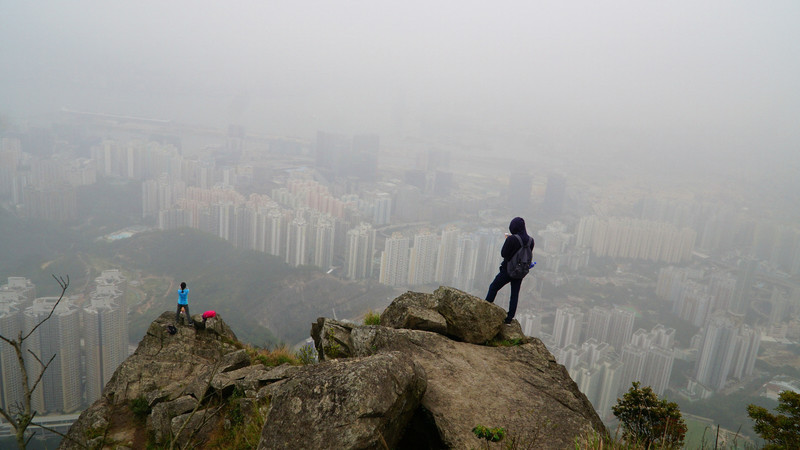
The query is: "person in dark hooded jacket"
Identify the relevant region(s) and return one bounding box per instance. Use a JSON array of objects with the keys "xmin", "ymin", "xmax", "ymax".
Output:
[{"xmin": 485, "ymin": 217, "xmax": 535, "ymax": 324}]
